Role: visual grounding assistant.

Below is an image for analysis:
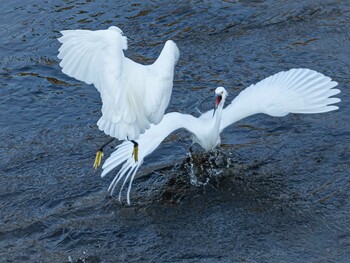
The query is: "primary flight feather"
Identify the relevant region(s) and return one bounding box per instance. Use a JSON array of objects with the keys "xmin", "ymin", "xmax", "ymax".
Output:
[
  {"xmin": 100, "ymin": 68, "xmax": 340, "ymax": 205},
  {"xmin": 57, "ymin": 26, "xmax": 180, "ymax": 140}
]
